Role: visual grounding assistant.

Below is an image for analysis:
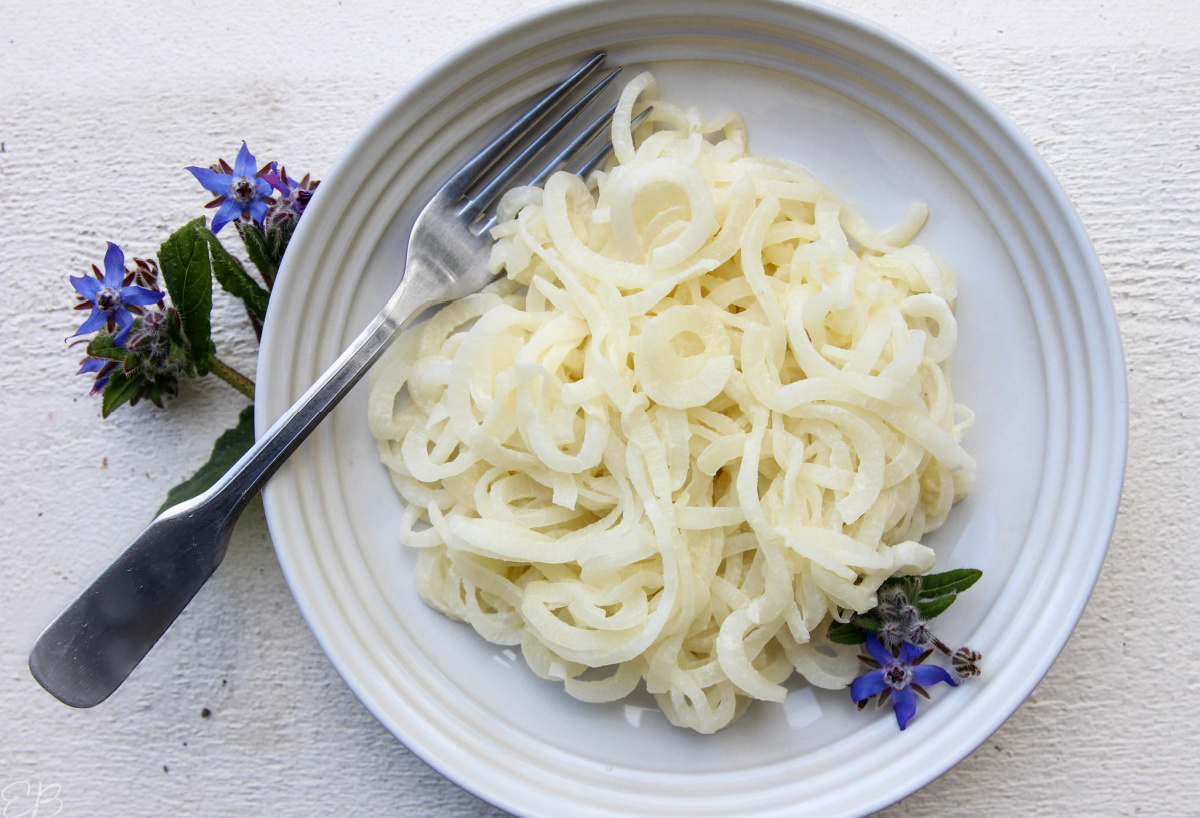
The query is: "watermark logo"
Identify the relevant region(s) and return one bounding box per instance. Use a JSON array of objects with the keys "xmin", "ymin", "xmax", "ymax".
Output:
[{"xmin": 1, "ymin": 781, "xmax": 63, "ymax": 818}]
